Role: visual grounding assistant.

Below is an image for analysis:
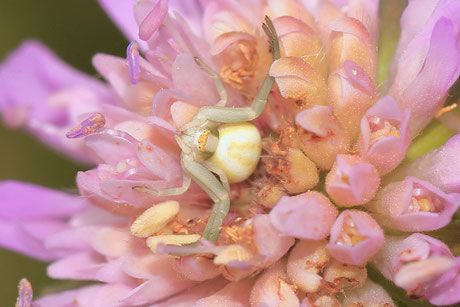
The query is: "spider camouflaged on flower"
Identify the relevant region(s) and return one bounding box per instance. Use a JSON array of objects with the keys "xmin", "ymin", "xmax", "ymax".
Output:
[
  {"xmin": 132, "ymin": 16, "xmax": 281, "ymax": 243},
  {"xmin": 2, "ymin": 0, "xmax": 460, "ymax": 306}
]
